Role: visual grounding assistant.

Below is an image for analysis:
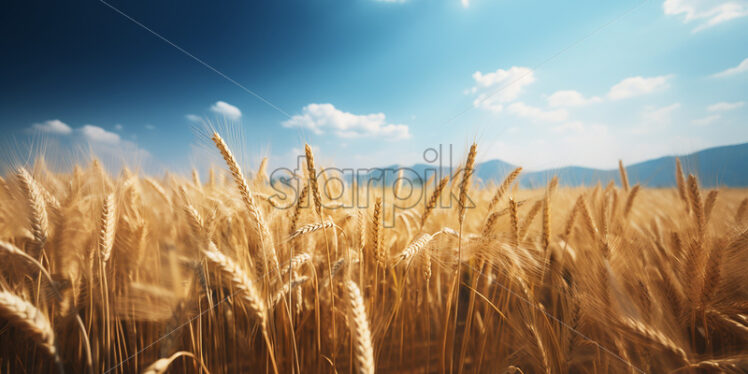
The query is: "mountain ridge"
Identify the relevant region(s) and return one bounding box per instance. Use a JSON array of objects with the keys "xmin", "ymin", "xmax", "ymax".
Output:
[{"xmin": 356, "ymin": 142, "xmax": 748, "ymax": 188}]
